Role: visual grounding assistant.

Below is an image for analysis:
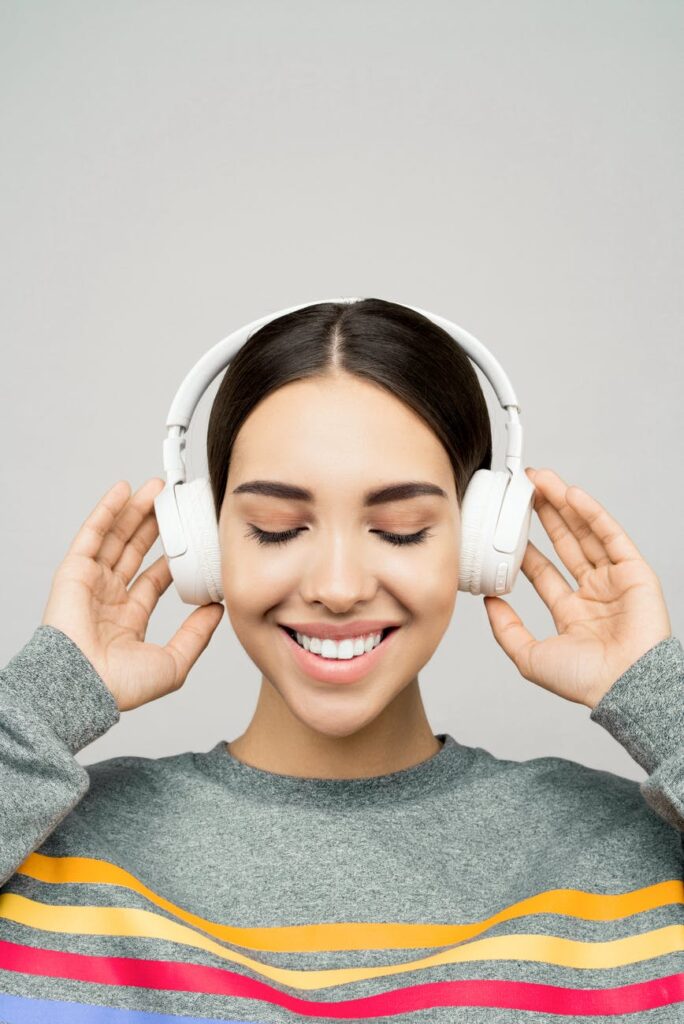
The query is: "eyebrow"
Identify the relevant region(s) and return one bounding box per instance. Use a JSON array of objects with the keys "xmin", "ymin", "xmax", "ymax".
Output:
[{"xmin": 231, "ymin": 480, "xmax": 448, "ymax": 506}]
